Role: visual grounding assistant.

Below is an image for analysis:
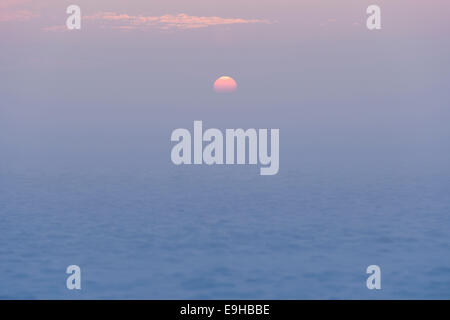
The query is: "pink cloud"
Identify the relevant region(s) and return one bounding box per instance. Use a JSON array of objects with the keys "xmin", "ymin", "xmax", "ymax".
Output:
[
  {"xmin": 0, "ymin": 9, "xmax": 38, "ymax": 22},
  {"xmin": 0, "ymin": 0, "xmax": 30, "ymax": 9},
  {"xmin": 0, "ymin": 0, "xmax": 38, "ymax": 22},
  {"xmin": 82, "ymin": 12, "xmax": 272, "ymax": 30},
  {"xmin": 41, "ymin": 25, "xmax": 66, "ymax": 32}
]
